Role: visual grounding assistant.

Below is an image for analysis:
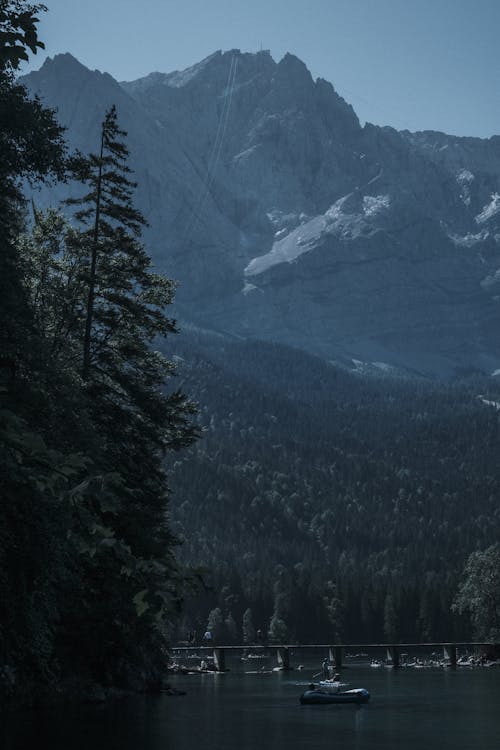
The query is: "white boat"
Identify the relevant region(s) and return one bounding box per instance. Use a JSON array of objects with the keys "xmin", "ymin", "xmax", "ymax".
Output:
[{"xmin": 317, "ymin": 680, "xmax": 349, "ymax": 692}]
